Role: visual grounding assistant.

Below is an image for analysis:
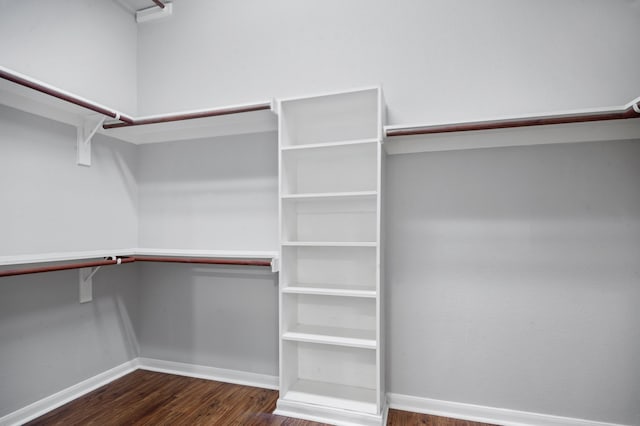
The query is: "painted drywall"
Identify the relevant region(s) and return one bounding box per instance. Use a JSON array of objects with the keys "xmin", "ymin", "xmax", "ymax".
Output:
[
  {"xmin": 386, "ymin": 140, "xmax": 640, "ymax": 425},
  {"xmin": 137, "ymin": 262, "xmax": 278, "ymax": 376},
  {"xmin": 135, "ymin": 132, "xmax": 279, "ymax": 376},
  {"xmin": 136, "ymin": 0, "xmax": 640, "ymax": 123},
  {"xmin": 0, "ymin": 105, "xmax": 138, "ymax": 256},
  {"xmin": 136, "ymin": 133, "xmax": 278, "ymax": 251},
  {"xmin": 0, "ymin": 0, "xmax": 137, "ymax": 113},
  {"xmin": 0, "ymin": 263, "xmax": 140, "ymax": 417}
]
